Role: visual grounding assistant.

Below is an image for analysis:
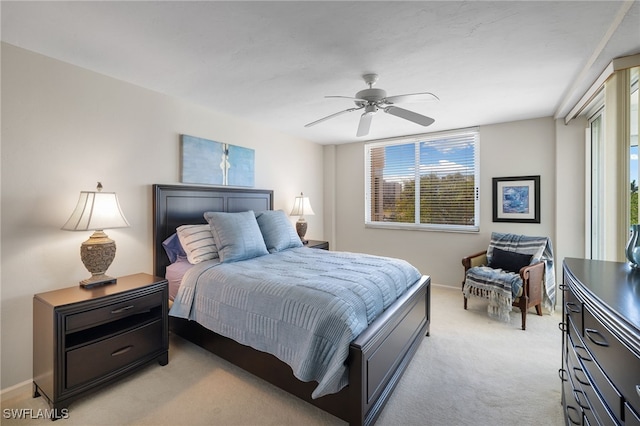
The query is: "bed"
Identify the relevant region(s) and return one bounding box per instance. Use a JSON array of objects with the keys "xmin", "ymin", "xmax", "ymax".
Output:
[{"xmin": 152, "ymin": 184, "xmax": 430, "ymax": 426}]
